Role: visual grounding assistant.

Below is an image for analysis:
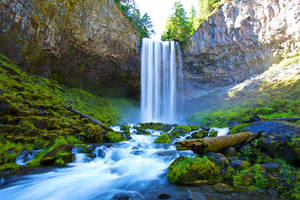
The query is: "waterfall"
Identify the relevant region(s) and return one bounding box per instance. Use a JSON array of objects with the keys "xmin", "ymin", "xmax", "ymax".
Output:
[{"xmin": 141, "ymin": 38, "xmax": 183, "ymax": 123}]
